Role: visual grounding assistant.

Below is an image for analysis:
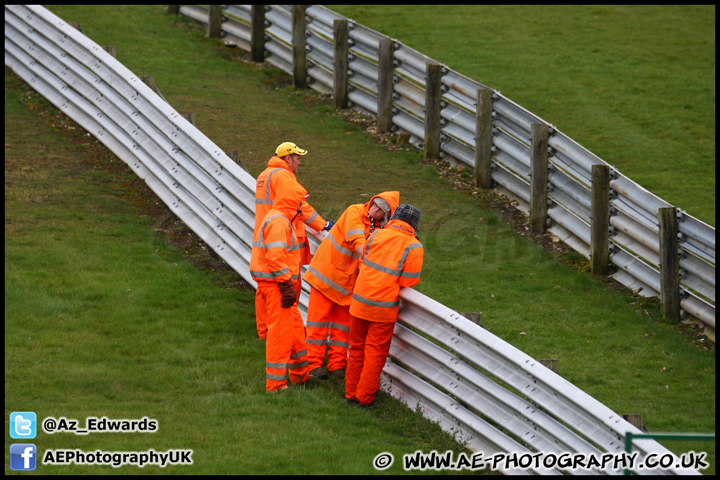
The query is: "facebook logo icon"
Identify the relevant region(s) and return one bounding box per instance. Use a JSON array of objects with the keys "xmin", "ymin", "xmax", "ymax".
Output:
[
  {"xmin": 10, "ymin": 412, "xmax": 37, "ymax": 439},
  {"xmin": 10, "ymin": 444, "xmax": 37, "ymax": 471}
]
